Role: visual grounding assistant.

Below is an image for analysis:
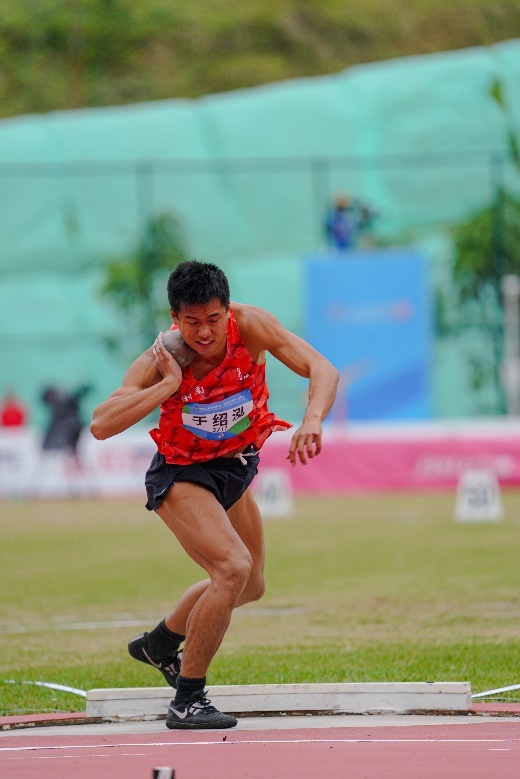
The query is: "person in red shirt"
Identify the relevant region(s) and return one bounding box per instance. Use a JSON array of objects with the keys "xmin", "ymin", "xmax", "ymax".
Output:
[
  {"xmin": 0, "ymin": 391, "xmax": 27, "ymax": 427},
  {"xmin": 91, "ymin": 260, "xmax": 338, "ymax": 730}
]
